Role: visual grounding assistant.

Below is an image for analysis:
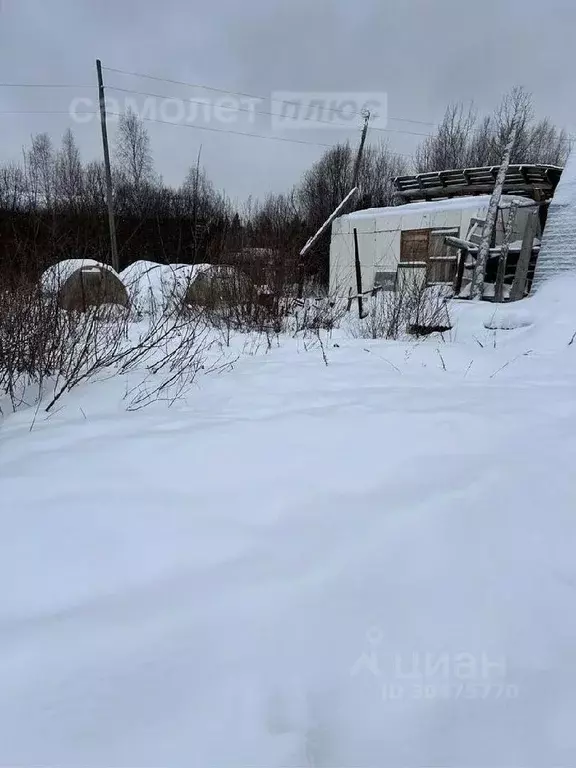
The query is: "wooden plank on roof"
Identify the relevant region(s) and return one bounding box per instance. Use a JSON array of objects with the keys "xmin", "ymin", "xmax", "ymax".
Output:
[{"xmin": 393, "ymin": 164, "xmax": 560, "ymax": 203}]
